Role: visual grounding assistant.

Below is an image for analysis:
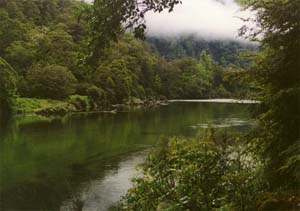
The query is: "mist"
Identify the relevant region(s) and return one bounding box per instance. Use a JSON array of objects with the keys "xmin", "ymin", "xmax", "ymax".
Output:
[
  {"xmin": 145, "ymin": 0, "xmax": 253, "ymax": 41},
  {"xmin": 84, "ymin": 0, "xmax": 254, "ymax": 41}
]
